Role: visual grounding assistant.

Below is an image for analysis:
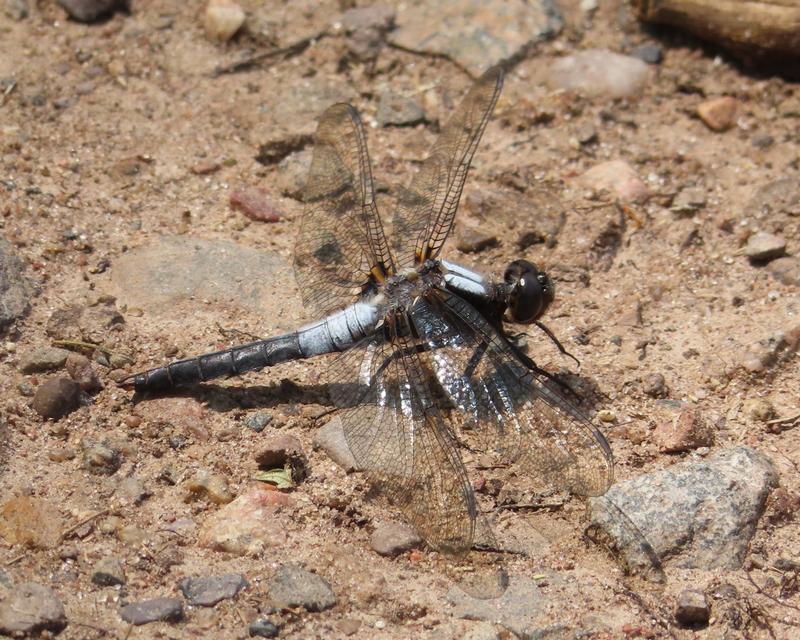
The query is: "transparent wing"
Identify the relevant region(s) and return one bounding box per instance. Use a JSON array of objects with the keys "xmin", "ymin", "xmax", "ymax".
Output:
[
  {"xmin": 409, "ymin": 288, "xmax": 614, "ymax": 497},
  {"xmin": 392, "ymin": 66, "xmax": 503, "ymax": 268},
  {"xmin": 294, "ymin": 103, "xmax": 394, "ymax": 317},
  {"xmin": 328, "ymin": 321, "xmax": 477, "ymax": 553}
]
